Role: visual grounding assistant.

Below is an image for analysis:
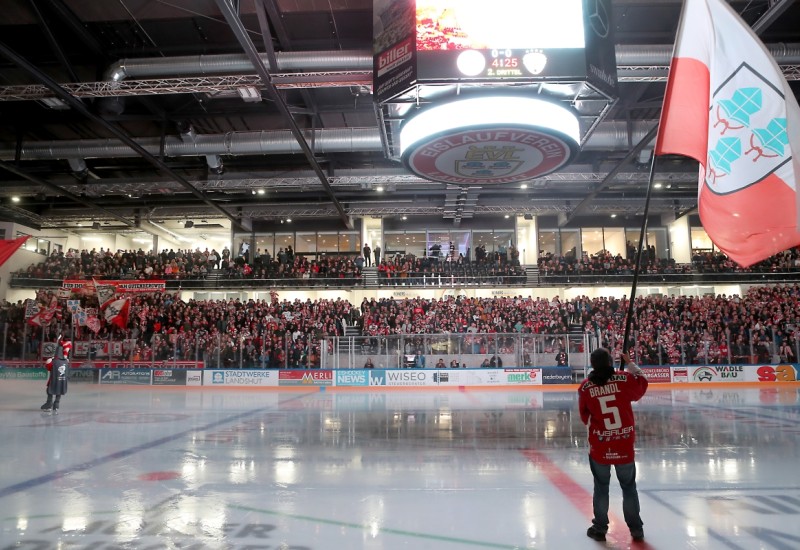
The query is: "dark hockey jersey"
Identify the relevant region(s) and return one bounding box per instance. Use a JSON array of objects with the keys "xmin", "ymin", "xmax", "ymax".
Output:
[{"xmin": 47, "ymin": 357, "xmax": 70, "ymax": 396}]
